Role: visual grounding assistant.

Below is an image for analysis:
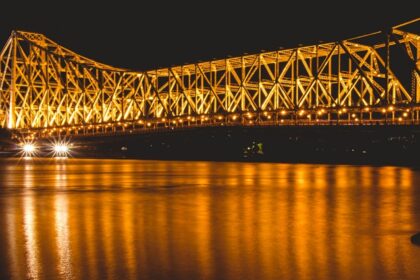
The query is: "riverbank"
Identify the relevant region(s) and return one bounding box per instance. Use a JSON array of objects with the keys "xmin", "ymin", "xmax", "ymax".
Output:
[{"xmin": 2, "ymin": 125, "xmax": 420, "ymax": 166}]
